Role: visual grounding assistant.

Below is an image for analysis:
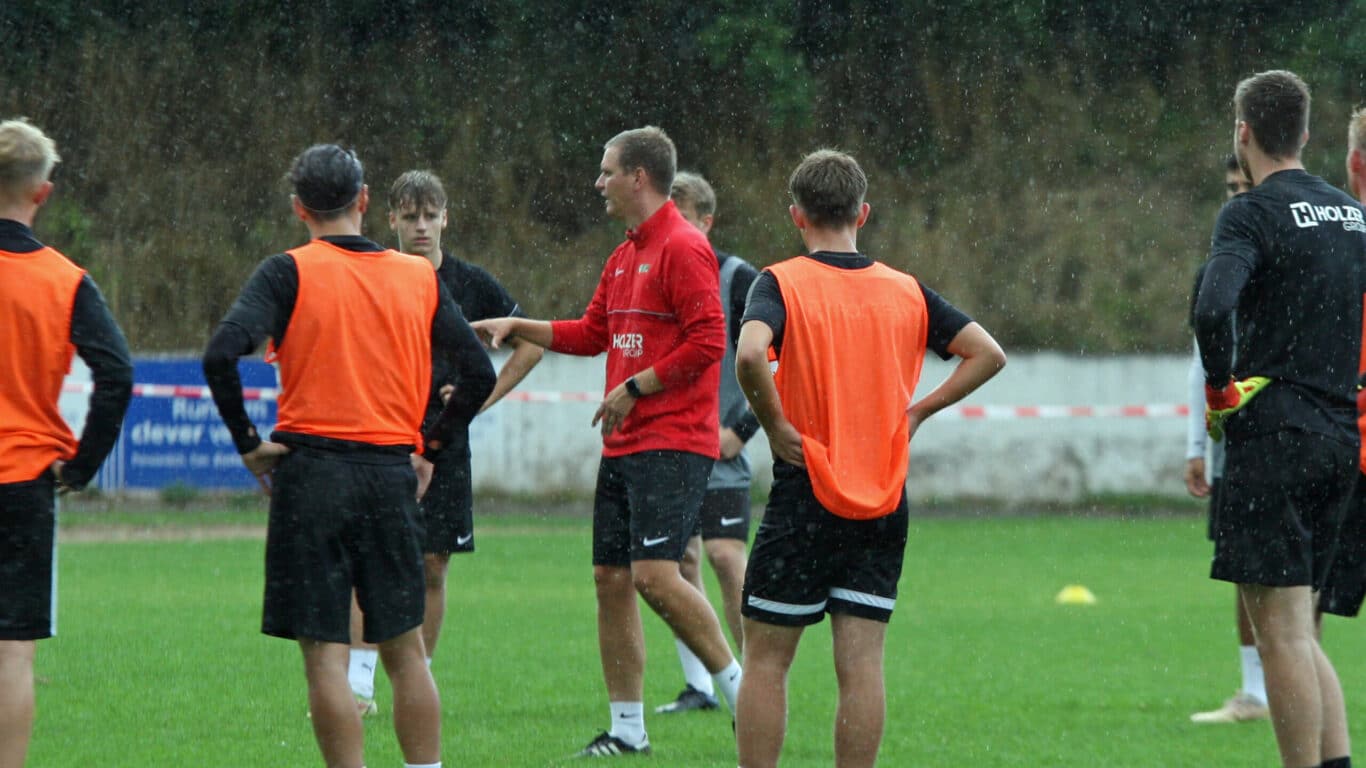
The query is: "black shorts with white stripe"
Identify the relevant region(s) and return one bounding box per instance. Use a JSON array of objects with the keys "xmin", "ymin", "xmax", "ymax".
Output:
[{"xmin": 742, "ymin": 461, "xmax": 908, "ymax": 626}]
